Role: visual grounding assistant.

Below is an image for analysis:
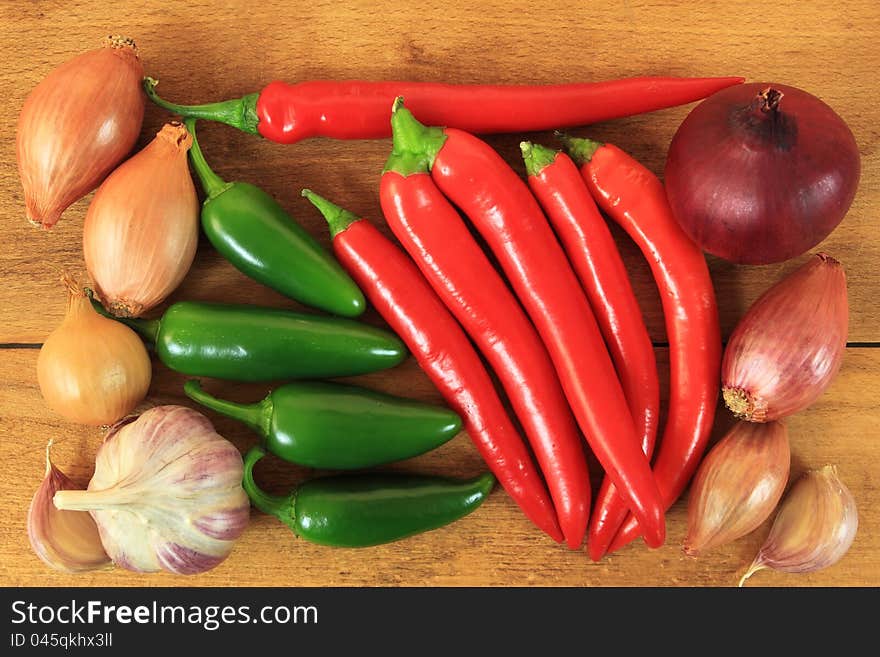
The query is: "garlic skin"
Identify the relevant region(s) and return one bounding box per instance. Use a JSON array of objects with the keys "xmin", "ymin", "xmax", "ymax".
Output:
[
  {"xmin": 28, "ymin": 442, "xmax": 112, "ymax": 573},
  {"xmin": 684, "ymin": 421, "xmax": 789, "ymax": 556},
  {"xmin": 83, "ymin": 122, "xmax": 199, "ymax": 317},
  {"xmin": 722, "ymin": 253, "xmax": 848, "ymax": 422},
  {"xmin": 54, "ymin": 406, "xmax": 249, "ymax": 575},
  {"xmin": 17, "ymin": 36, "xmax": 144, "ymax": 229},
  {"xmin": 740, "ymin": 465, "xmax": 858, "ymax": 586}
]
